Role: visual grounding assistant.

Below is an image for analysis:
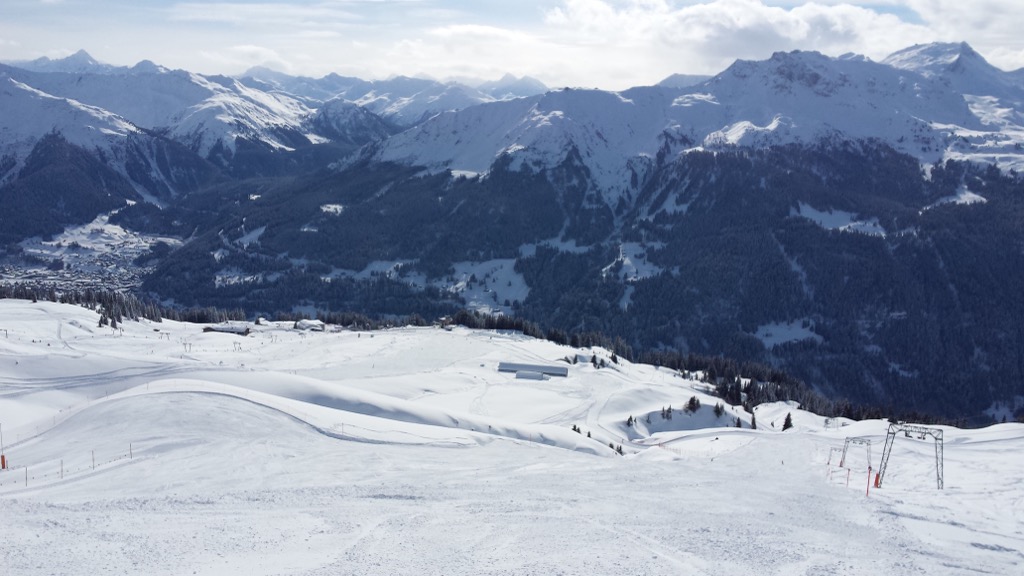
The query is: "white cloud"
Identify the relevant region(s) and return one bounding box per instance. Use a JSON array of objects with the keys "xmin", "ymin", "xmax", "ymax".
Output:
[
  {"xmin": 200, "ymin": 44, "xmax": 294, "ymax": 73},
  {"xmin": 538, "ymin": 0, "xmax": 936, "ymax": 83},
  {"xmin": 168, "ymin": 2, "xmax": 360, "ymax": 27},
  {"xmin": 3, "ymin": 1, "xmax": 1024, "ymax": 88}
]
